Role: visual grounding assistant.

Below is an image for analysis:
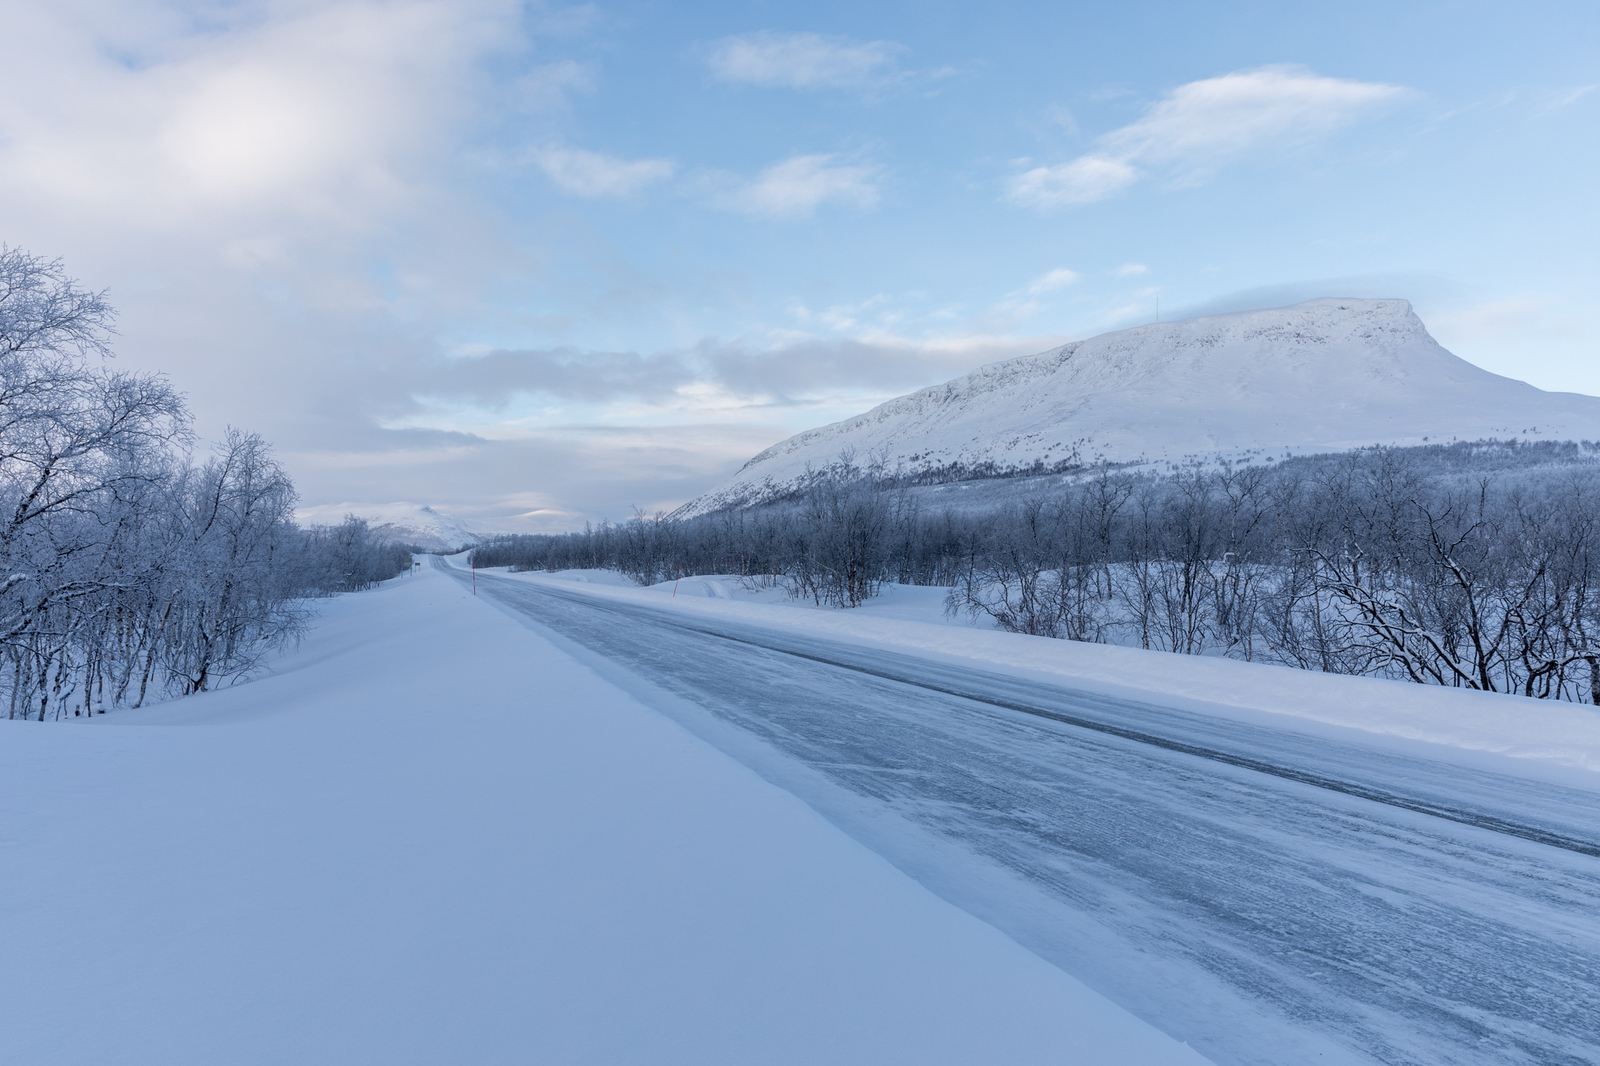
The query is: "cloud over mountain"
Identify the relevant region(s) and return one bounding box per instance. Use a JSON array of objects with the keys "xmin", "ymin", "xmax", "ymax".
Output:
[{"xmin": 1009, "ymin": 66, "xmax": 1407, "ymax": 208}]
